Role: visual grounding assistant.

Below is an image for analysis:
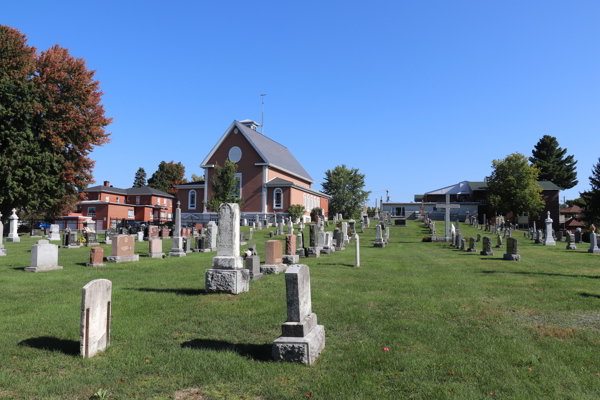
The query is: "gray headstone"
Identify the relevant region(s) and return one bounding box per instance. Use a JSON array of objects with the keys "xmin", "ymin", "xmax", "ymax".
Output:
[
  {"xmin": 25, "ymin": 240, "xmax": 63, "ymax": 272},
  {"xmin": 80, "ymin": 279, "xmax": 112, "ymax": 358}
]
